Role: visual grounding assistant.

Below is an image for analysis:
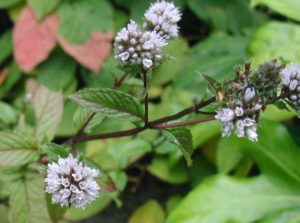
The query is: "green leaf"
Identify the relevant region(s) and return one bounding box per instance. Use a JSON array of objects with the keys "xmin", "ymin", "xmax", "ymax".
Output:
[
  {"xmin": 174, "ymin": 32, "xmax": 249, "ymax": 95},
  {"xmin": 0, "ymin": 30, "xmax": 12, "ymax": 64},
  {"xmin": 0, "ymin": 132, "xmax": 39, "ymax": 167},
  {"xmin": 251, "ymin": 0, "xmax": 300, "ymax": 22},
  {"xmin": 36, "ymin": 49, "xmax": 77, "ymax": 94},
  {"xmin": 164, "ymin": 128, "xmax": 194, "ymax": 166},
  {"xmin": 0, "ymin": 101, "xmax": 17, "ymax": 125},
  {"xmin": 69, "ymin": 88, "xmax": 145, "ymax": 121},
  {"xmin": 249, "ymin": 22, "xmax": 300, "ymax": 66},
  {"xmin": 28, "ymin": 0, "xmax": 63, "ymax": 20},
  {"xmin": 8, "ymin": 173, "xmax": 52, "ymax": 223},
  {"xmin": 108, "ymin": 171, "xmax": 128, "ymax": 191},
  {"xmin": 56, "ymin": 100, "xmax": 78, "ymax": 137},
  {"xmin": 188, "ymin": 0, "xmax": 257, "ymax": 34},
  {"xmin": 0, "ymin": 0, "xmax": 22, "ymax": 9},
  {"xmin": 147, "ymin": 156, "xmax": 189, "ymax": 184},
  {"xmin": 151, "ymin": 37, "xmax": 189, "ymax": 85},
  {"xmin": 73, "ymin": 107, "xmax": 105, "ymax": 134},
  {"xmin": 46, "ymin": 194, "xmax": 67, "ymax": 223},
  {"xmin": 58, "ymin": 0, "xmax": 113, "ymax": 43},
  {"xmin": 129, "ymin": 200, "xmax": 165, "ymax": 223},
  {"xmin": 33, "ymin": 86, "xmax": 64, "ymax": 143},
  {"xmin": 40, "ymin": 143, "xmax": 70, "ymax": 162},
  {"xmin": 167, "ymin": 175, "xmax": 300, "ymax": 223},
  {"xmin": 219, "ymin": 118, "xmax": 300, "ymax": 186},
  {"xmin": 65, "ymin": 192, "xmax": 112, "ymax": 221},
  {"xmin": 259, "ymin": 208, "xmax": 300, "ymax": 223},
  {"xmin": 0, "ymin": 63, "xmax": 21, "ymax": 99}
]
